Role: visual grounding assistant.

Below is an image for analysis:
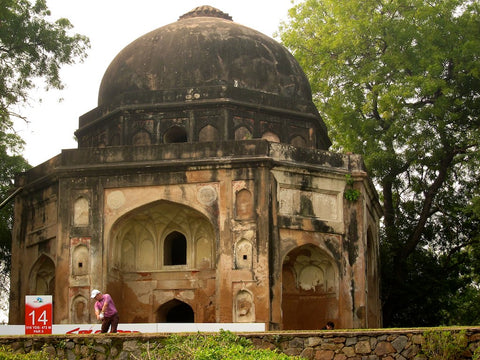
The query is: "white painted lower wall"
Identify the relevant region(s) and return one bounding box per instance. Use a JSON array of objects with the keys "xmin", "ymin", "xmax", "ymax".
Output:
[{"xmin": 0, "ymin": 323, "xmax": 266, "ymax": 336}]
